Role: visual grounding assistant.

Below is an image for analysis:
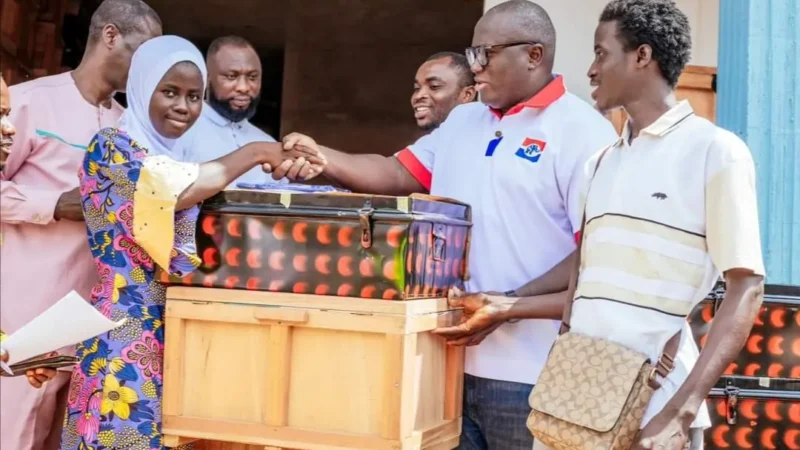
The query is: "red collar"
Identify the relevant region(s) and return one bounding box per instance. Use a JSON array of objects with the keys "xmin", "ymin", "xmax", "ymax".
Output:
[{"xmin": 490, "ymin": 75, "xmax": 566, "ymax": 118}]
